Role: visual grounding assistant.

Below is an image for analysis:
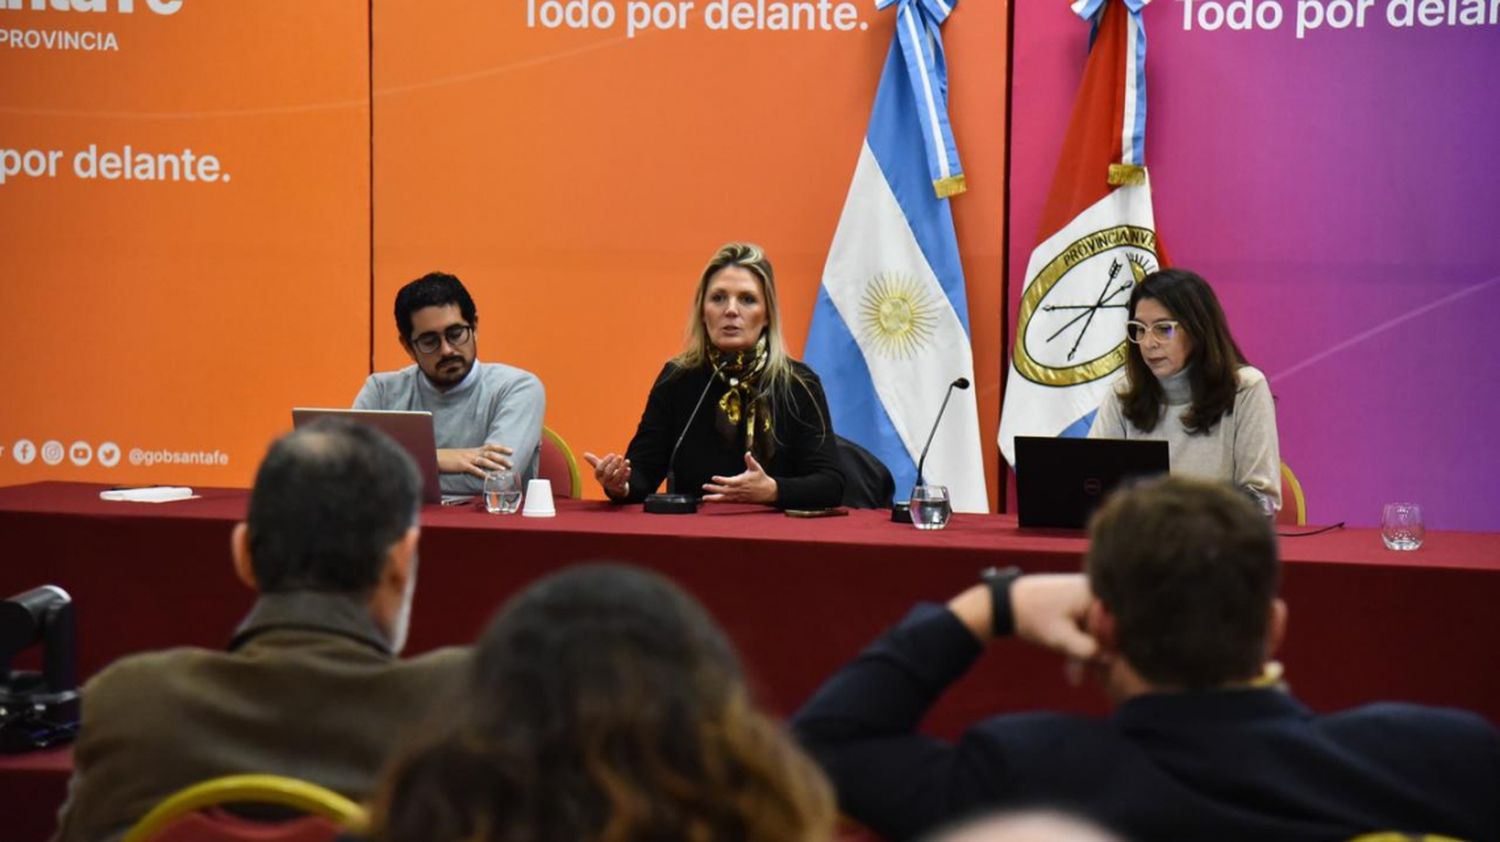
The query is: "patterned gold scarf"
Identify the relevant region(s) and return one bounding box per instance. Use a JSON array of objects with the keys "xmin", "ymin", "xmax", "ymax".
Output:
[{"xmin": 708, "ymin": 334, "xmax": 775, "ymax": 462}]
